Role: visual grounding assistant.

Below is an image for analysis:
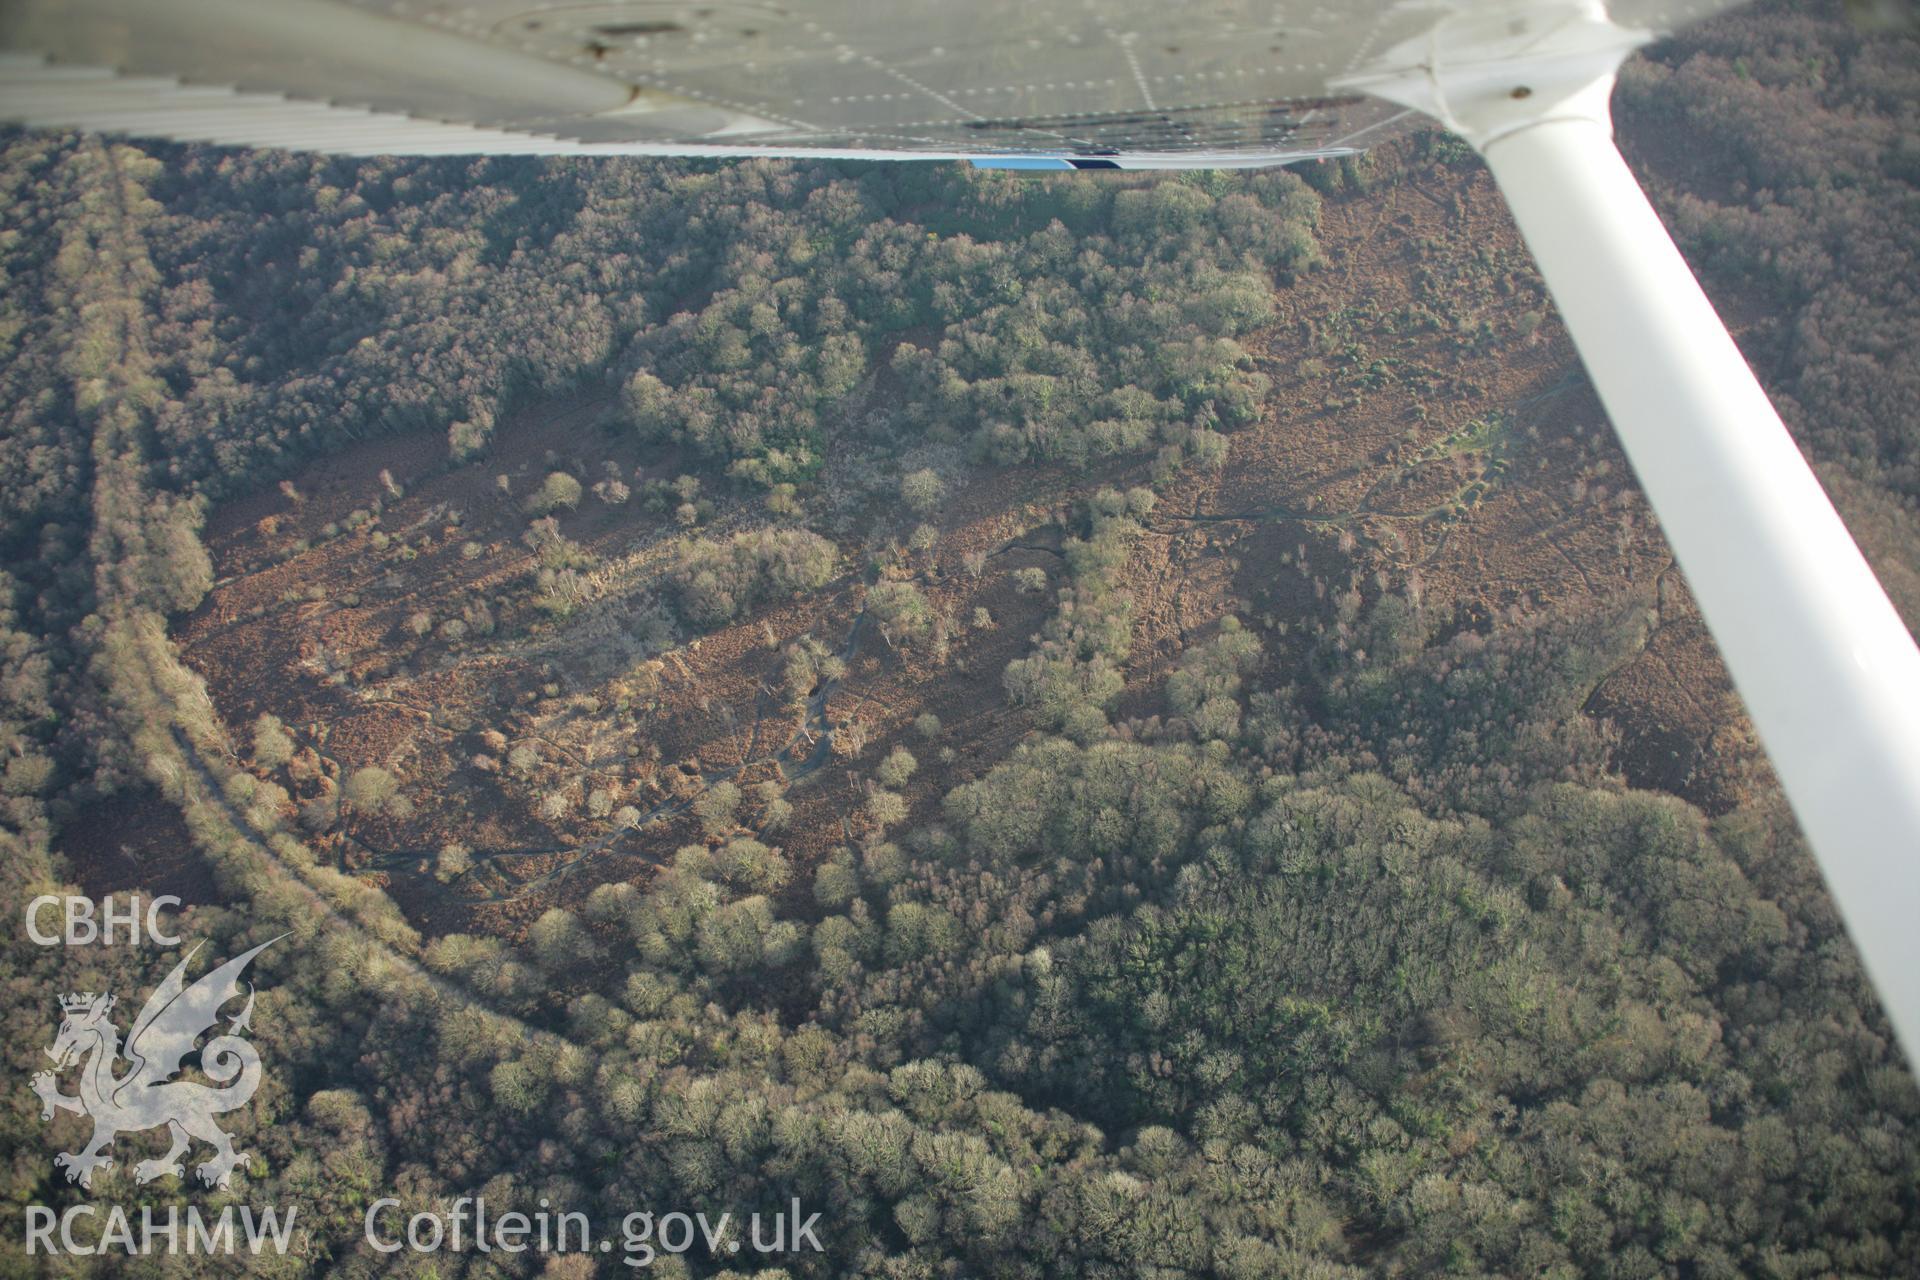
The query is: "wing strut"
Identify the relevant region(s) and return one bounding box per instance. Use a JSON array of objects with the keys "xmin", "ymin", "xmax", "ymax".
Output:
[{"xmin": 1342, "ymin": 2, "xmax": 1920, "ymax": 1059}]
